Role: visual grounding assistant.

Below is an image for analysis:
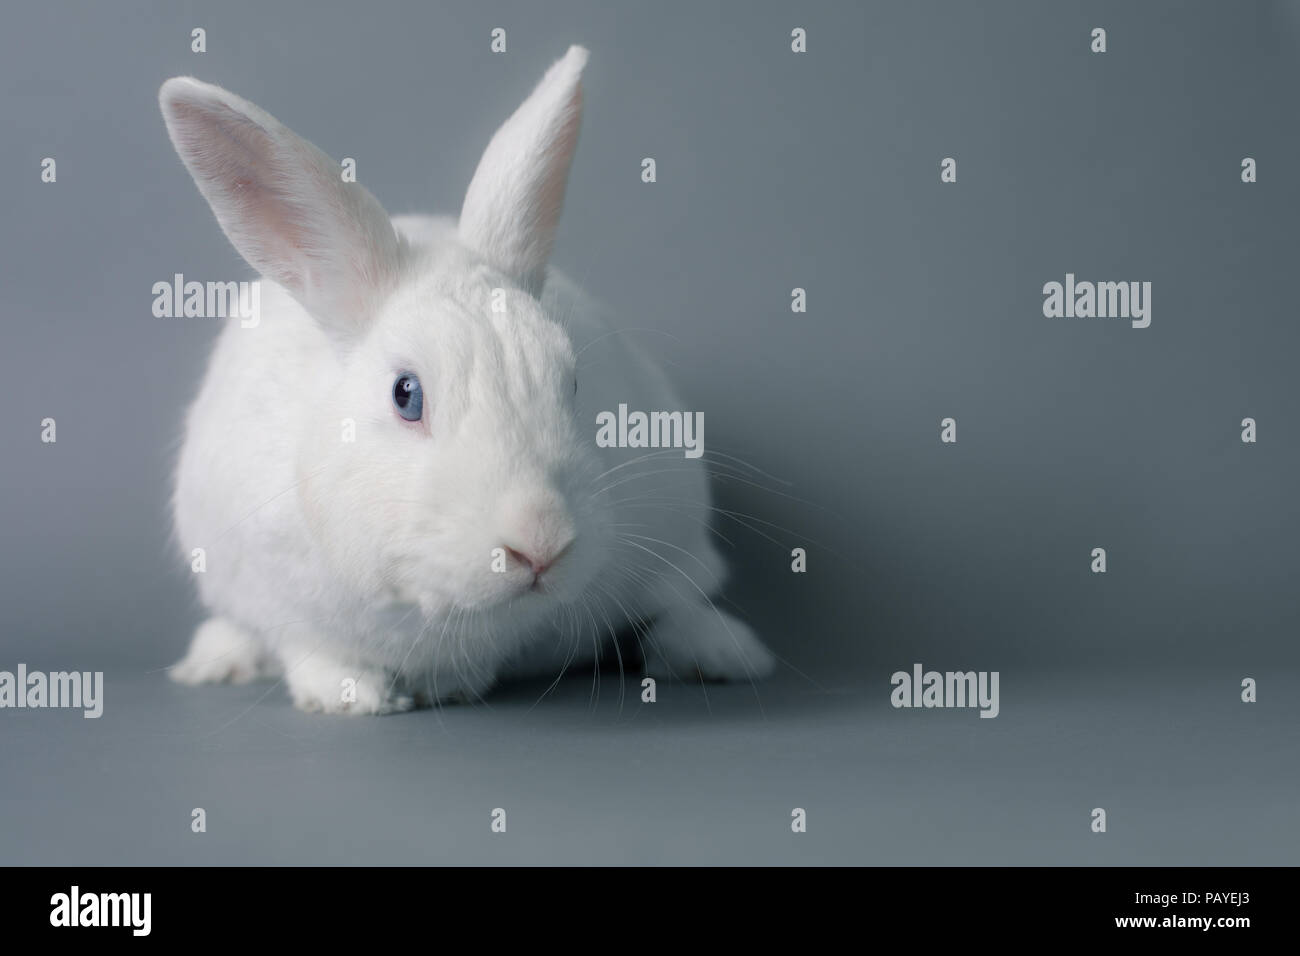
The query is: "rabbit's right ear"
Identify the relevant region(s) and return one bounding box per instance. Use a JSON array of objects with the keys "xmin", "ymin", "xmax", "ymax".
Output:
[
  {"xmin": 458, "ymin": 46, "xmax": 588, "ymax": 296},
  {"xmin": 159, "ymin": 77, "xmax": 404, "ymax": 333}
]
